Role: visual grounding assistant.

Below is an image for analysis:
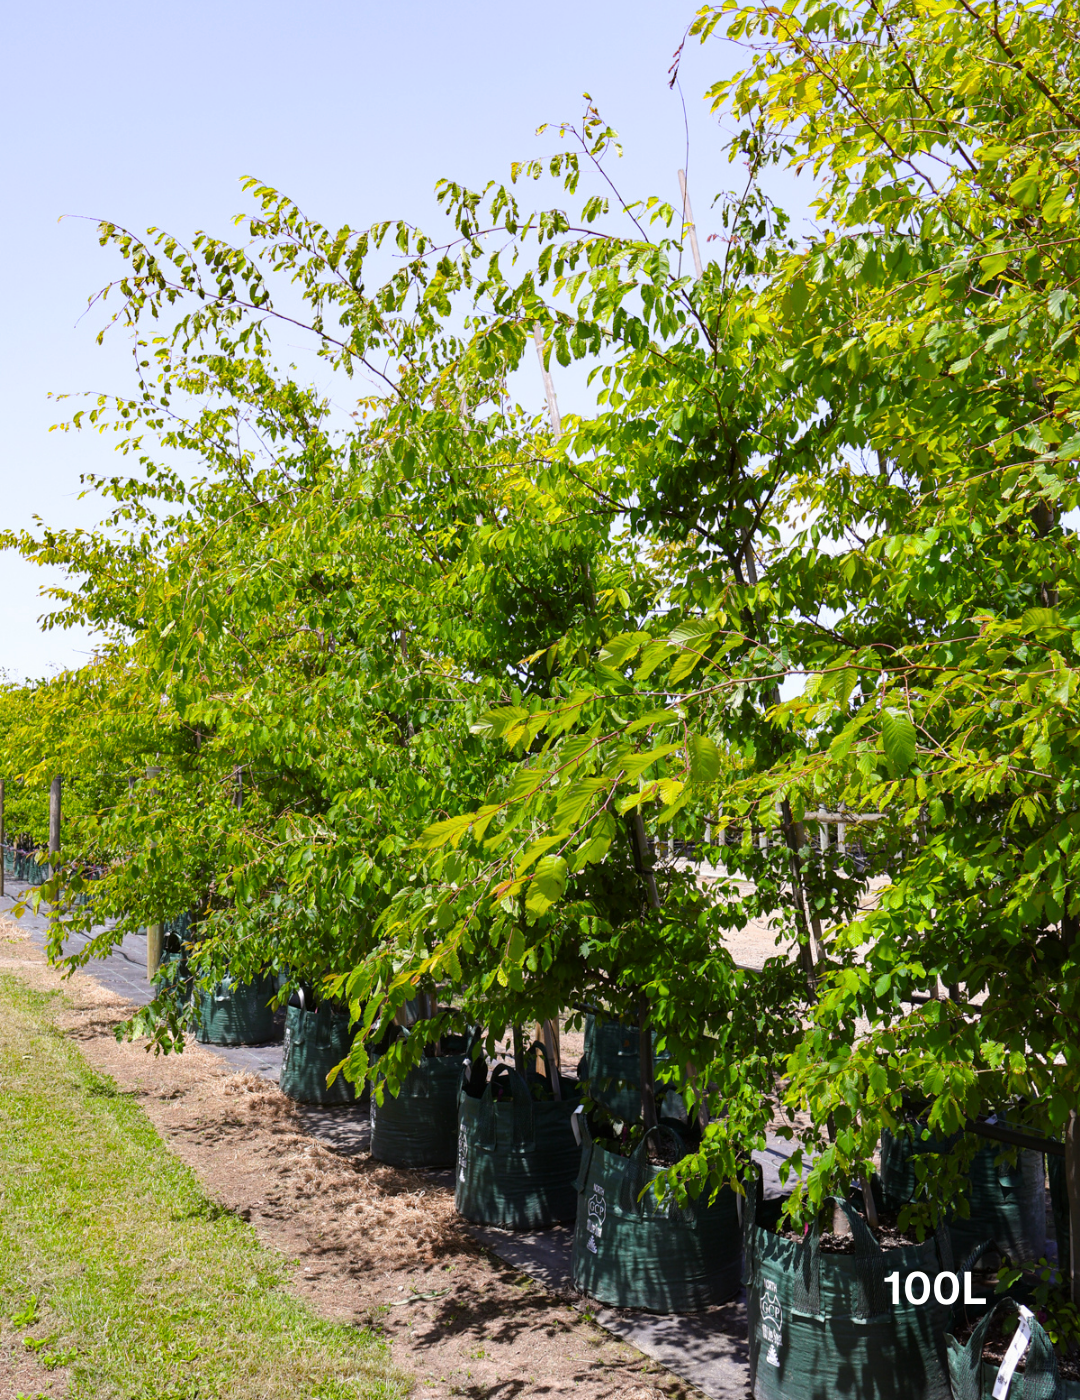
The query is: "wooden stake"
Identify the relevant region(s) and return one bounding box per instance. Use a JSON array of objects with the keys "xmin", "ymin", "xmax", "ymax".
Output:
[
  {"xmin": 0, "ymin": 778, "xmax": 5, "ymax": 899},
  {"xmin": 145, "ymin": 767, "xmax": 164, "ymax": 980},
  {"xmin": 48, "ymin": 775, "xmax": 61, "ymax": 877},
  {"xmin": 677, "ymin": 170, "xmax": 704, "ymax": 279},
  {"xmin": 147, "ymin": 920, "xmax": 165, "ymax": 980},
  {"xmin": 540, "ymin": 1019, "xmax": 562, "ymax": 1100},
  {"xmin": 637, "ymin": 993, "xmax": 658, "ymax": 1132}
]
